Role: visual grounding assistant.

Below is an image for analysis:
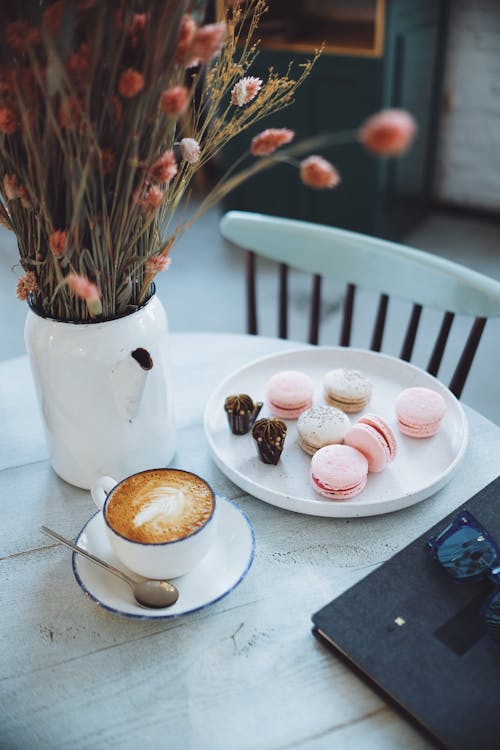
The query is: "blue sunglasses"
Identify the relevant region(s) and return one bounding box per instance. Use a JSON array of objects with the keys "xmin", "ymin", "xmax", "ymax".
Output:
[{"xmin": 427, "ymin": 511, "xmax": 500, "ymax": 643}]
